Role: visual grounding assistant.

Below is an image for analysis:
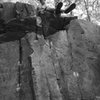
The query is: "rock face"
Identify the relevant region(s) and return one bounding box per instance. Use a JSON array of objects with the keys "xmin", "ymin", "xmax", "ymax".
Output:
[
  {"xmin": 0, "ymin": 2, "xmax": 36, "ymax": 100},
  {"xmin": 28, "ymin": 19, "xmax": 100, "ymax": 100},
  {"xmin": 0, "ymin": 39, "xmax": 34, "ymax": 100},
  {"xmin": 0, "ymin": 18, "xmax": 100, "ymax": 100}
]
